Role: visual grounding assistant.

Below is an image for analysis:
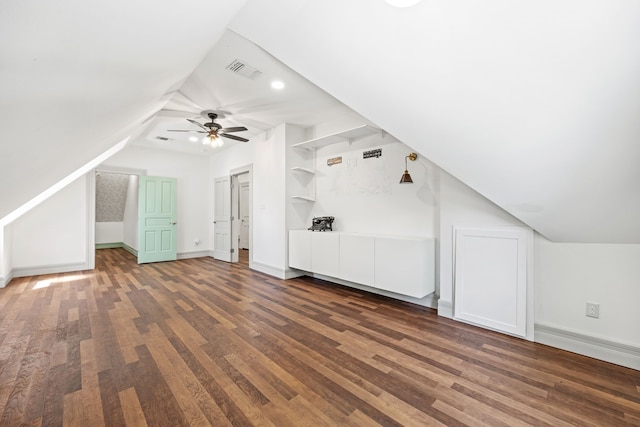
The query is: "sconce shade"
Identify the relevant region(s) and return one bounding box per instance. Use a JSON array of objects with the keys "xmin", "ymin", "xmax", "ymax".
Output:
[
  {"xmin": 400, "ymin": 171, "xmax": 413, "ymax": 183},
  {"xmin": 399, "ymin": 152, "xmax": 418, "ymax": 184}
]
